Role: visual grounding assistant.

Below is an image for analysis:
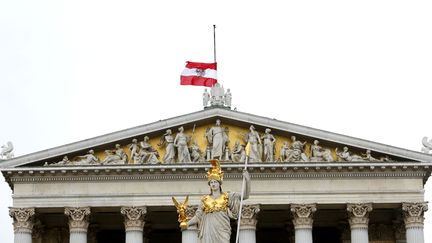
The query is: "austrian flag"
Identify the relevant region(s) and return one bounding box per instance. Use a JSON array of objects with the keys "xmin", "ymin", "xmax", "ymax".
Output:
[{"xmin": 180, "ymin": 61, "xmax": 217, "ymax": 87}]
